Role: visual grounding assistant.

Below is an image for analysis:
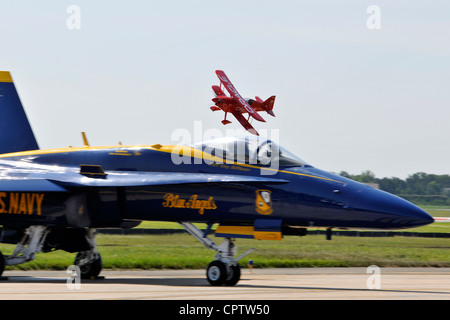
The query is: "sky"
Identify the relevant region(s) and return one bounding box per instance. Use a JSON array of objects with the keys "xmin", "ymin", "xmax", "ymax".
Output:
[{"xmin": 0, "ymin": 1, "xmax": 449, "ymax": 179}]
